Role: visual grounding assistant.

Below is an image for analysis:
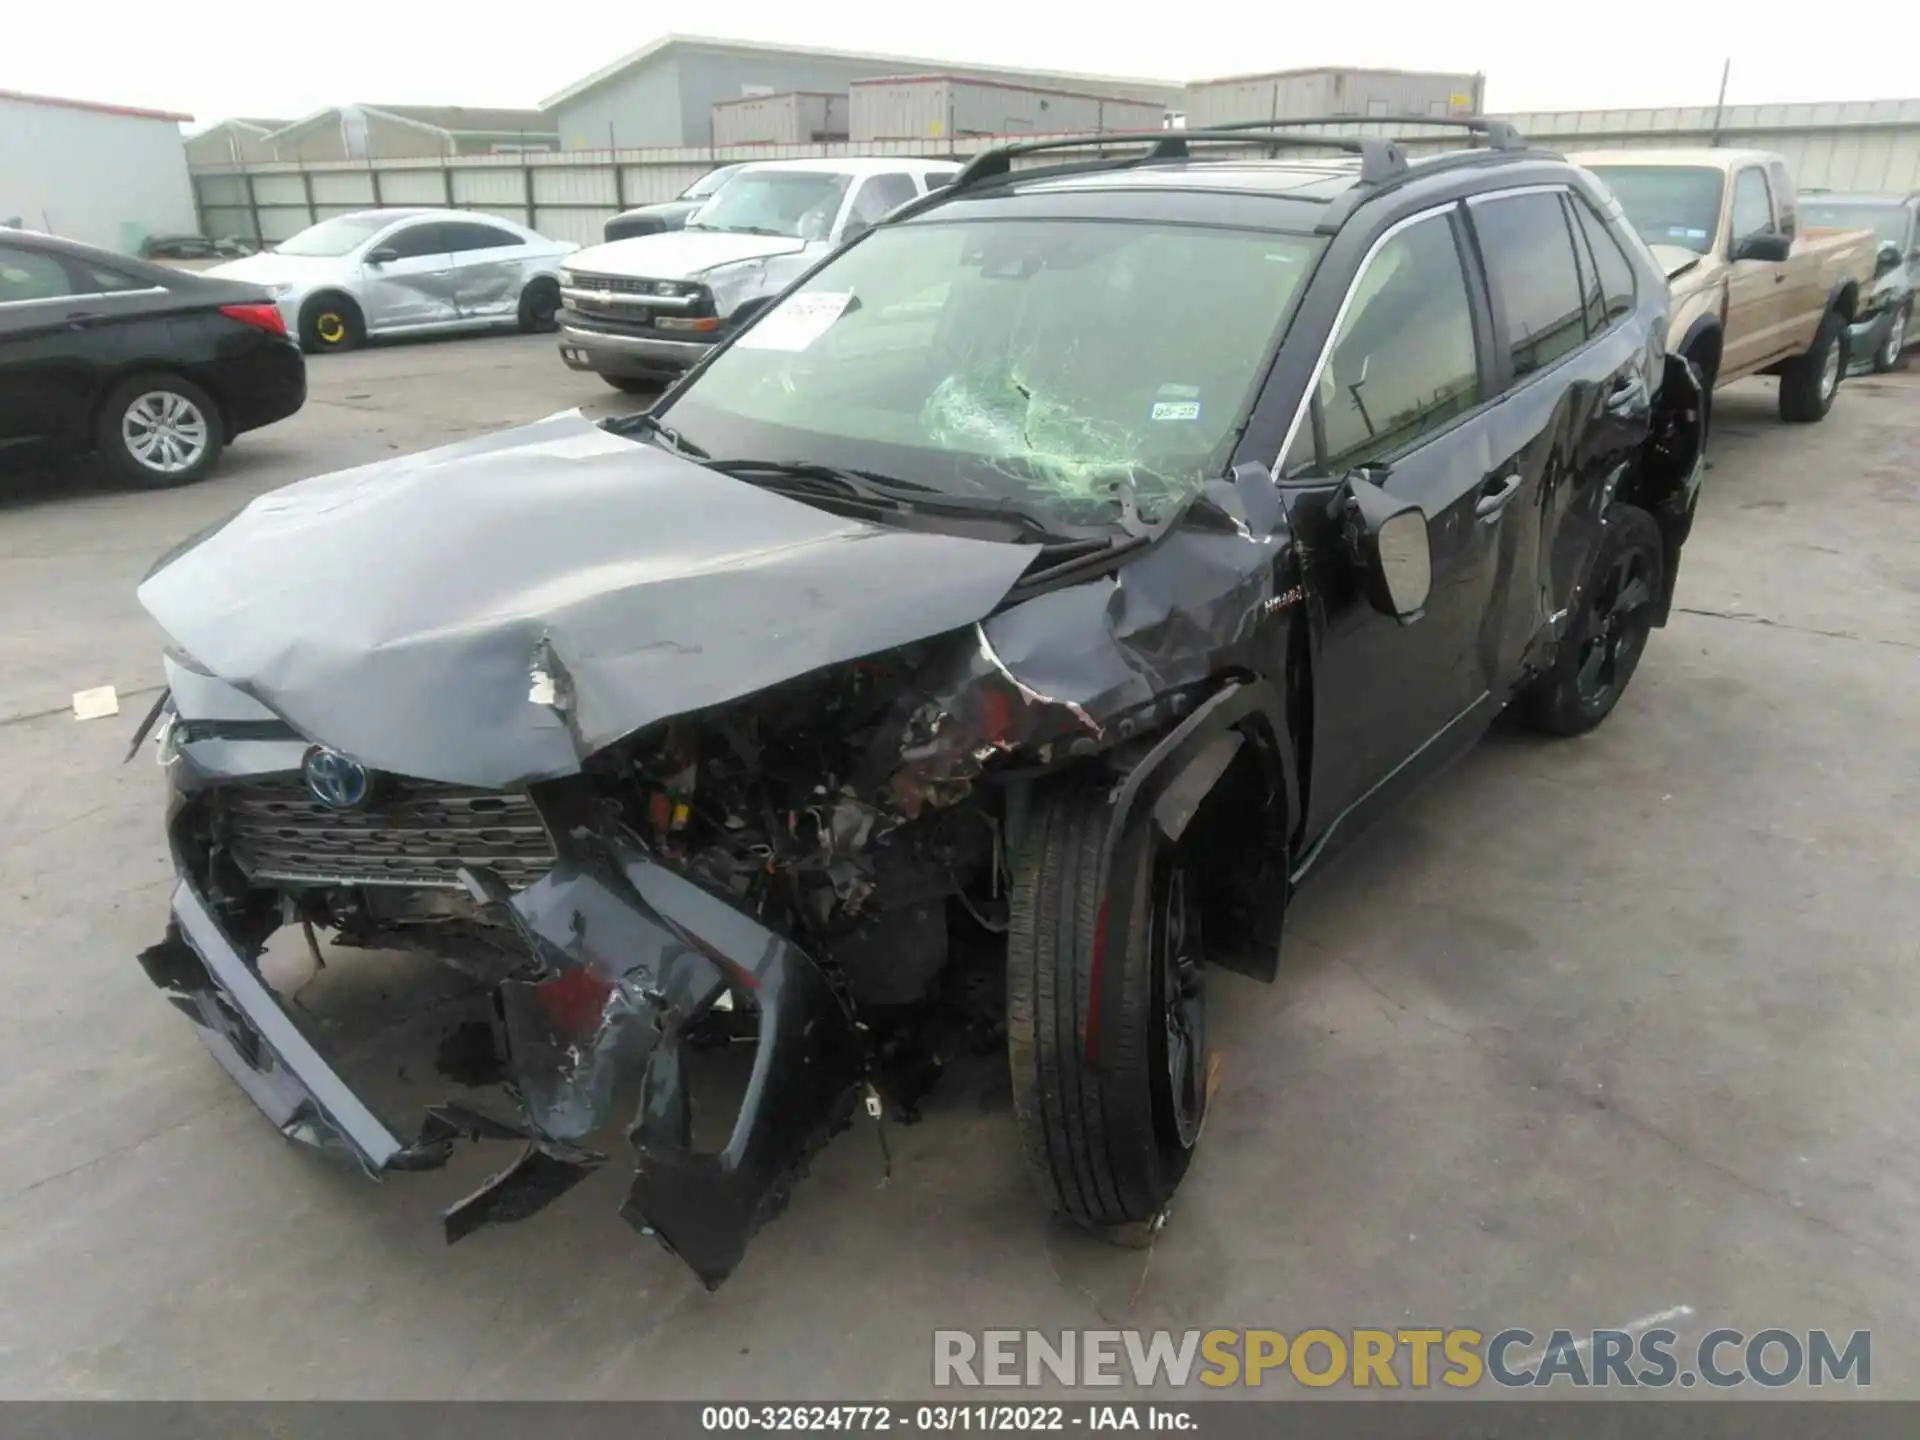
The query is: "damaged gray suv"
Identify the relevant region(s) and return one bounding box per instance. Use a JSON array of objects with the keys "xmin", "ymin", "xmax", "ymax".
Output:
[{"xmin": 133, "ymin": 121, "xmax": 1706, "ymax": 1288}]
